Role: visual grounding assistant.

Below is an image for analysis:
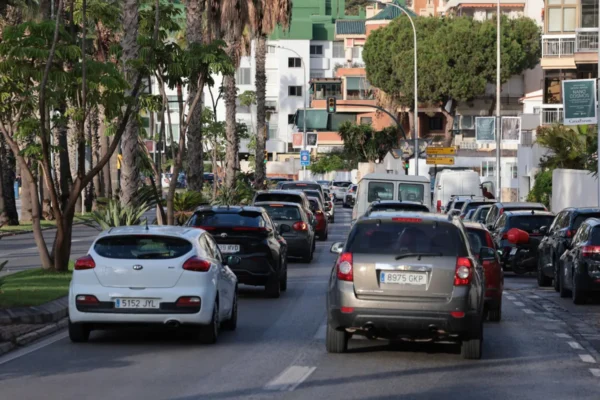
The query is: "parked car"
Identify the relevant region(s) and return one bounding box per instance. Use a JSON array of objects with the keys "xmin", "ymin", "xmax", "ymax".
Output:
[
  {"xmin": 252, "ymin": 190, "xmax": 314, "ymax": 224},
  {"xmin": 446, "ymin": 196, "xmax": 486, "ymax": 217},
  {"xmin": 464, "ymin": 209, "xmax": 476, "ymax": 221},
  {"xmin": 326, "ymin": 212, "xmax": 485, "ymax": 359},
  {"xmin": 484, "ymin": 202, "xmax": 547, "ymax": 231},
  {"xmin": 307, "ymin": 196, "xmax": 328, "ymax": 240},
  {"xmin": 363, "ymin": 200, "xmax": 430, "ymax": 217},
  {"xmin": 471, "ymin": 205, "xmax": 493, "ymax": 224},
  {"xmin": 299, "ymin": 189, "xmax": 326, "ymax": 208},
  {"xmin": 558, "ymin": 218, "xmax": 600, "ymax": 304},
  {"xmin": 464, "ymin": 222, "xmax": 503, "ymax": 322},
  {"xmin": 317, "ymin": 180, "xmax": 331, "ymax": 189},
  {"xmin": 330, "ymin": 181, "xmax": 352, "ymax": 201},
  {"xmin": 344, "ymin": 184, "xmax": 358, "ymax": 208},
  {"xmin": 433, "ymin": 170, "xmax": 492, "ymax": 213},
  {"xmin": 459, "ymin": 199, "xmax": 494, "ymax": 220},
  {"xmin": 491, "ymin": 210, "xmax": 555, "ymax": 269},
  {"xmin": 255, "ymin": 201, "xmax": 315, "ymax": 263},
  {"xmin": 69, "ymin": 226, "xmax": 240, "ymax": 343},
  {"xmin": 186, "ymin": 206, "xmax": 288, "ymax": 298},
  {"xmin": 538, "ymin": 207, "xmax": 600, "ymax": 290},
  {"xmin": 278, "ymin": 181, "xmax": 325, "ymax": 199}
]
